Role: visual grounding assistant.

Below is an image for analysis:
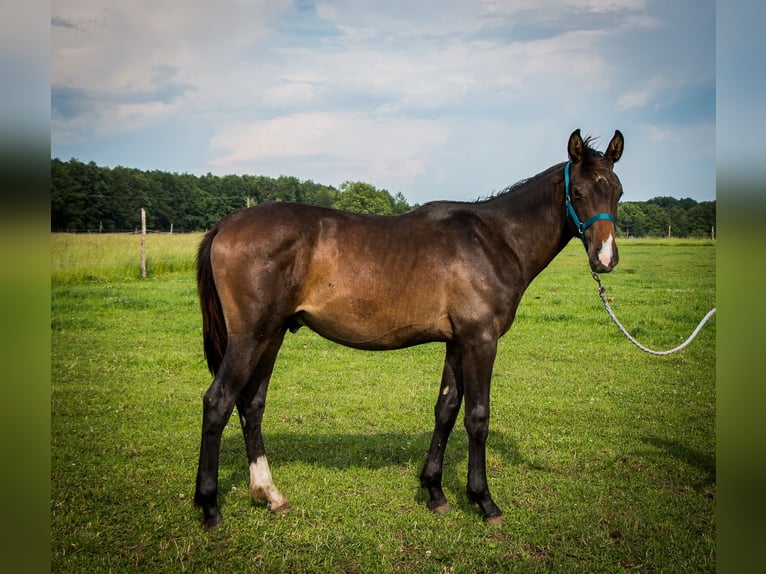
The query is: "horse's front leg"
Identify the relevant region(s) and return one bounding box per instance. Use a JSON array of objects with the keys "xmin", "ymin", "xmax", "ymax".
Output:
[
  {"xmin": 420, "ymin": 344, "xmax": 463, "ymax": 514},
  {"xmin": 462, "ymin": 339, "xmax": 504, "ymax": 524}
]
